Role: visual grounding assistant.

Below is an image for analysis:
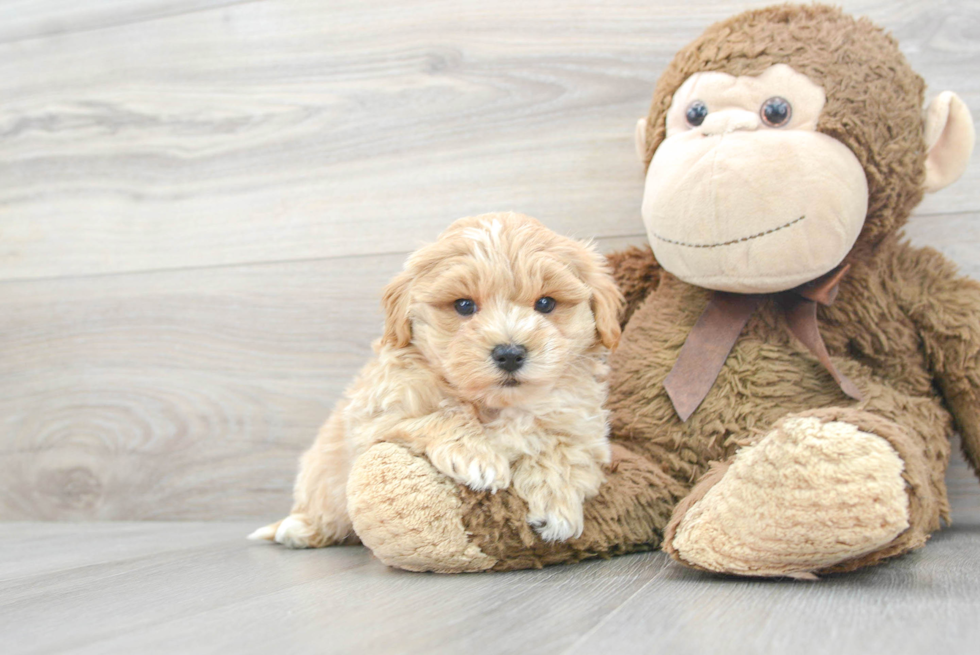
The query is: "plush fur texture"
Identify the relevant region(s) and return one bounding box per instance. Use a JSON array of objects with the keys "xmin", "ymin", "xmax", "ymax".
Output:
[
  {"xmin": 639, "ymin": 3, "xmax": 928, "ymax": 262},
  {"xmin": 249, "ymin": 212, "xmax": 624, "ymax": 548},
  {"xmin": 334, "ymin": 5, "xmax": 980, "ymax": 577},
  {"xmin": 641, "ymin": 63, "xmax": 870, "ymax": 292},
  {"xmin": 664, "ymin": 414, "xmax": 911, "ymax": 576},
  {"xmin": 347, "ymin": 442, "xmax": 497, "ymax": 573}
]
